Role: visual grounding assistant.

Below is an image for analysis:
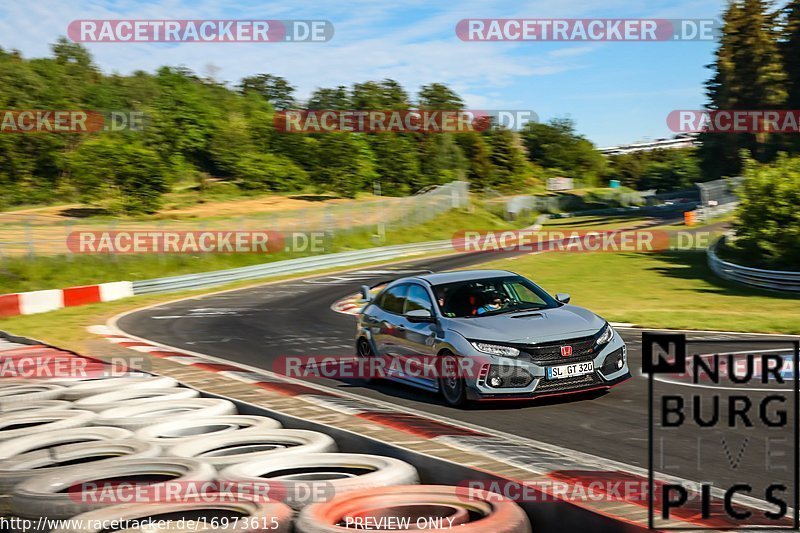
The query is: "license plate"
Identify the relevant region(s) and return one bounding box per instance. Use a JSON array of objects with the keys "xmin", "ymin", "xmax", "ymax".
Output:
[{"xmin": 546, "ymin": 361, "xmax": 594, "ymax": 380}]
